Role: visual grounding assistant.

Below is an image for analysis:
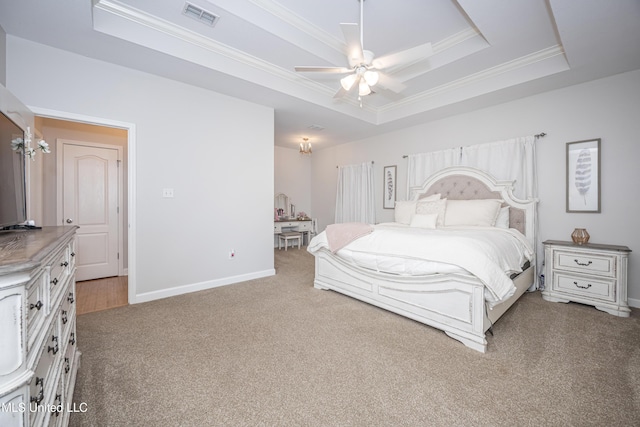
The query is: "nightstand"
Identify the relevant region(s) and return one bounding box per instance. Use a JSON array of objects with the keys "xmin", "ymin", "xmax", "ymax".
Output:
[{"xmin": 542, "ymin": 240, "xmax": 631, "ymax": 317}]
